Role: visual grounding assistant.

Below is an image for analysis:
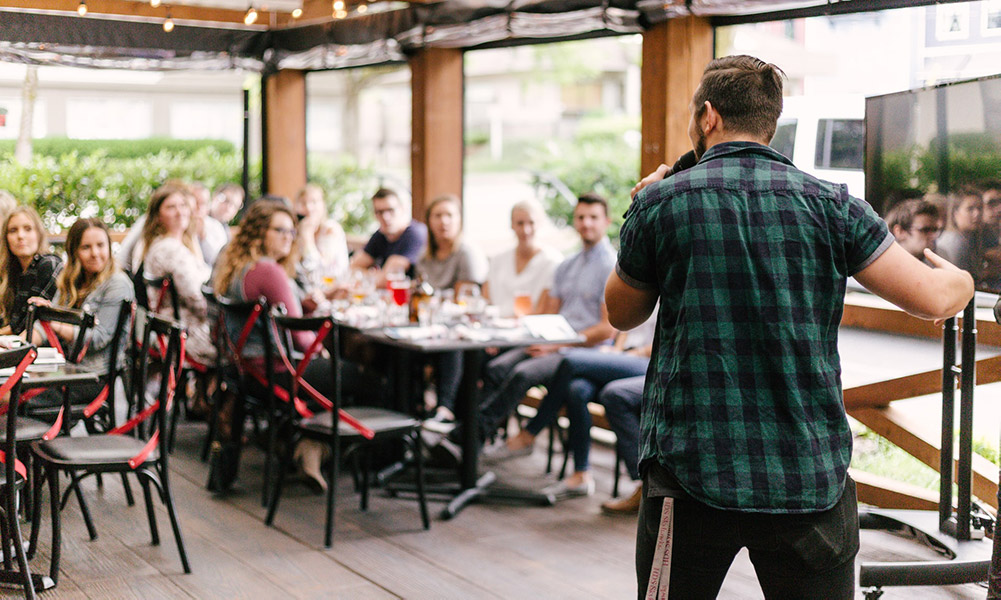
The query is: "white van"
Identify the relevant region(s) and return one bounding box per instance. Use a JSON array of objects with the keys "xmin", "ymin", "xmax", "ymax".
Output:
[{"xmin": 769, "ymin": 95, "xmax": 866, "ymax": 199}]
